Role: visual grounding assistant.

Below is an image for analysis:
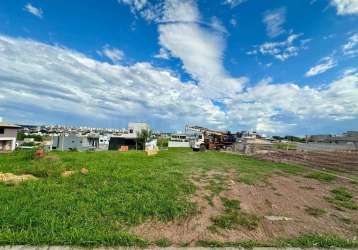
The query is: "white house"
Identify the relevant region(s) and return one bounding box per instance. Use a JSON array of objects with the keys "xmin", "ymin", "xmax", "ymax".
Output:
[{"xmin": 0, "ymin": 122, "xmax": 20, "ymax": 152}]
